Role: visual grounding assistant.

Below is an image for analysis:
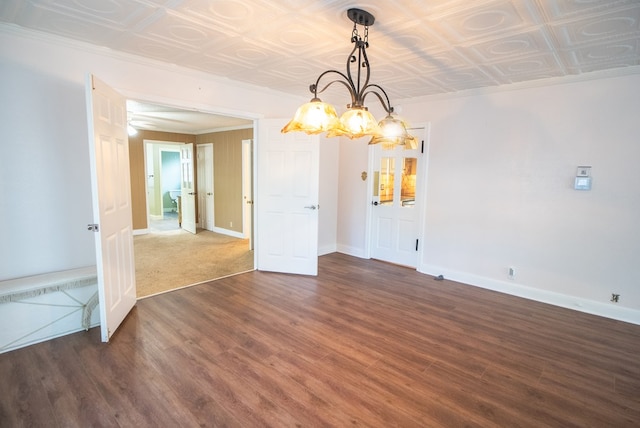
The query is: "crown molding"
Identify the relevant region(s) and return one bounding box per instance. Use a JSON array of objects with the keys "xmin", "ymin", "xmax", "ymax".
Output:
[
  {"xmin": 4, "ymin": 21, "xmax": 639, "ymax": 107},
  {"xmin": 0, "ymin": 23, "xmax": 298, "ymax": 100},
  {"xmin": 398, "ymin": 65, "xmax": 640, "ymax": 105}
]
